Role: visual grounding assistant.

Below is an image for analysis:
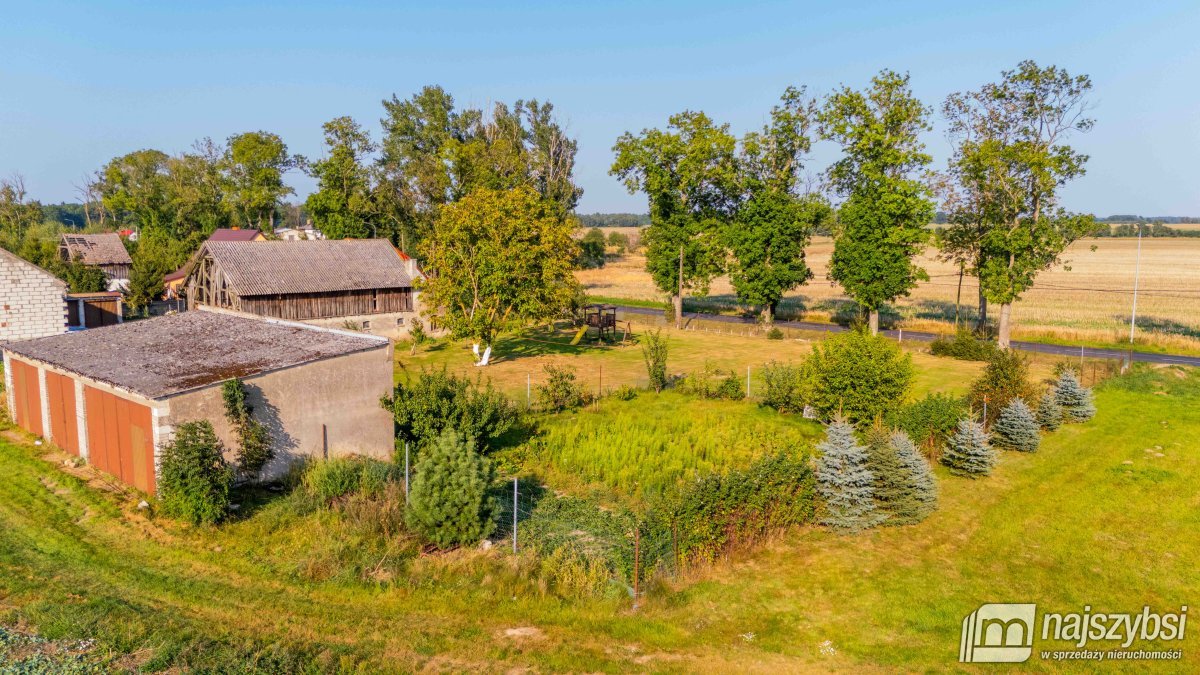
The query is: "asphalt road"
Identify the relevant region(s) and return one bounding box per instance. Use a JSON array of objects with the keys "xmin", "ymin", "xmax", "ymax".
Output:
[{"xmin": 614, "ymin": 305, "xmax": 1200, "ymax": 368}]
